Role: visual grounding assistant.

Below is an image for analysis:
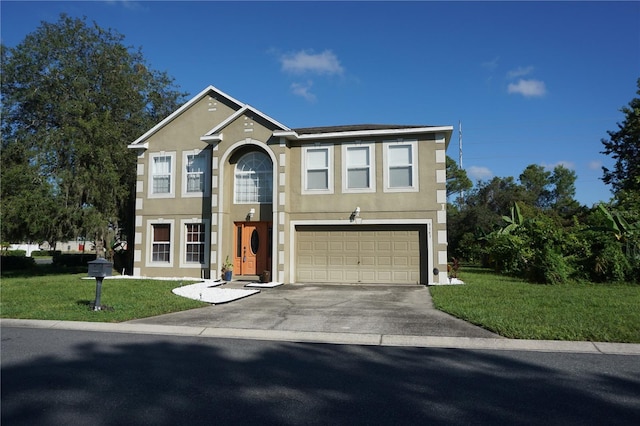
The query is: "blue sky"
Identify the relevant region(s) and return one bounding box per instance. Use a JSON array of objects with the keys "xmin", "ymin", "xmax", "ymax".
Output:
[{"xmin": 2, "ymin": 1, "xmax": 639, "ymax": 206}]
